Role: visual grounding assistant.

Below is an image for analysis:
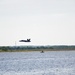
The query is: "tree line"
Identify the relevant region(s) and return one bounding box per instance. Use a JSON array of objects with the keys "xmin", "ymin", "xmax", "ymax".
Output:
[{"xmin": 0, "ymin": 45, "xmax": 75, "ymax": 52}]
